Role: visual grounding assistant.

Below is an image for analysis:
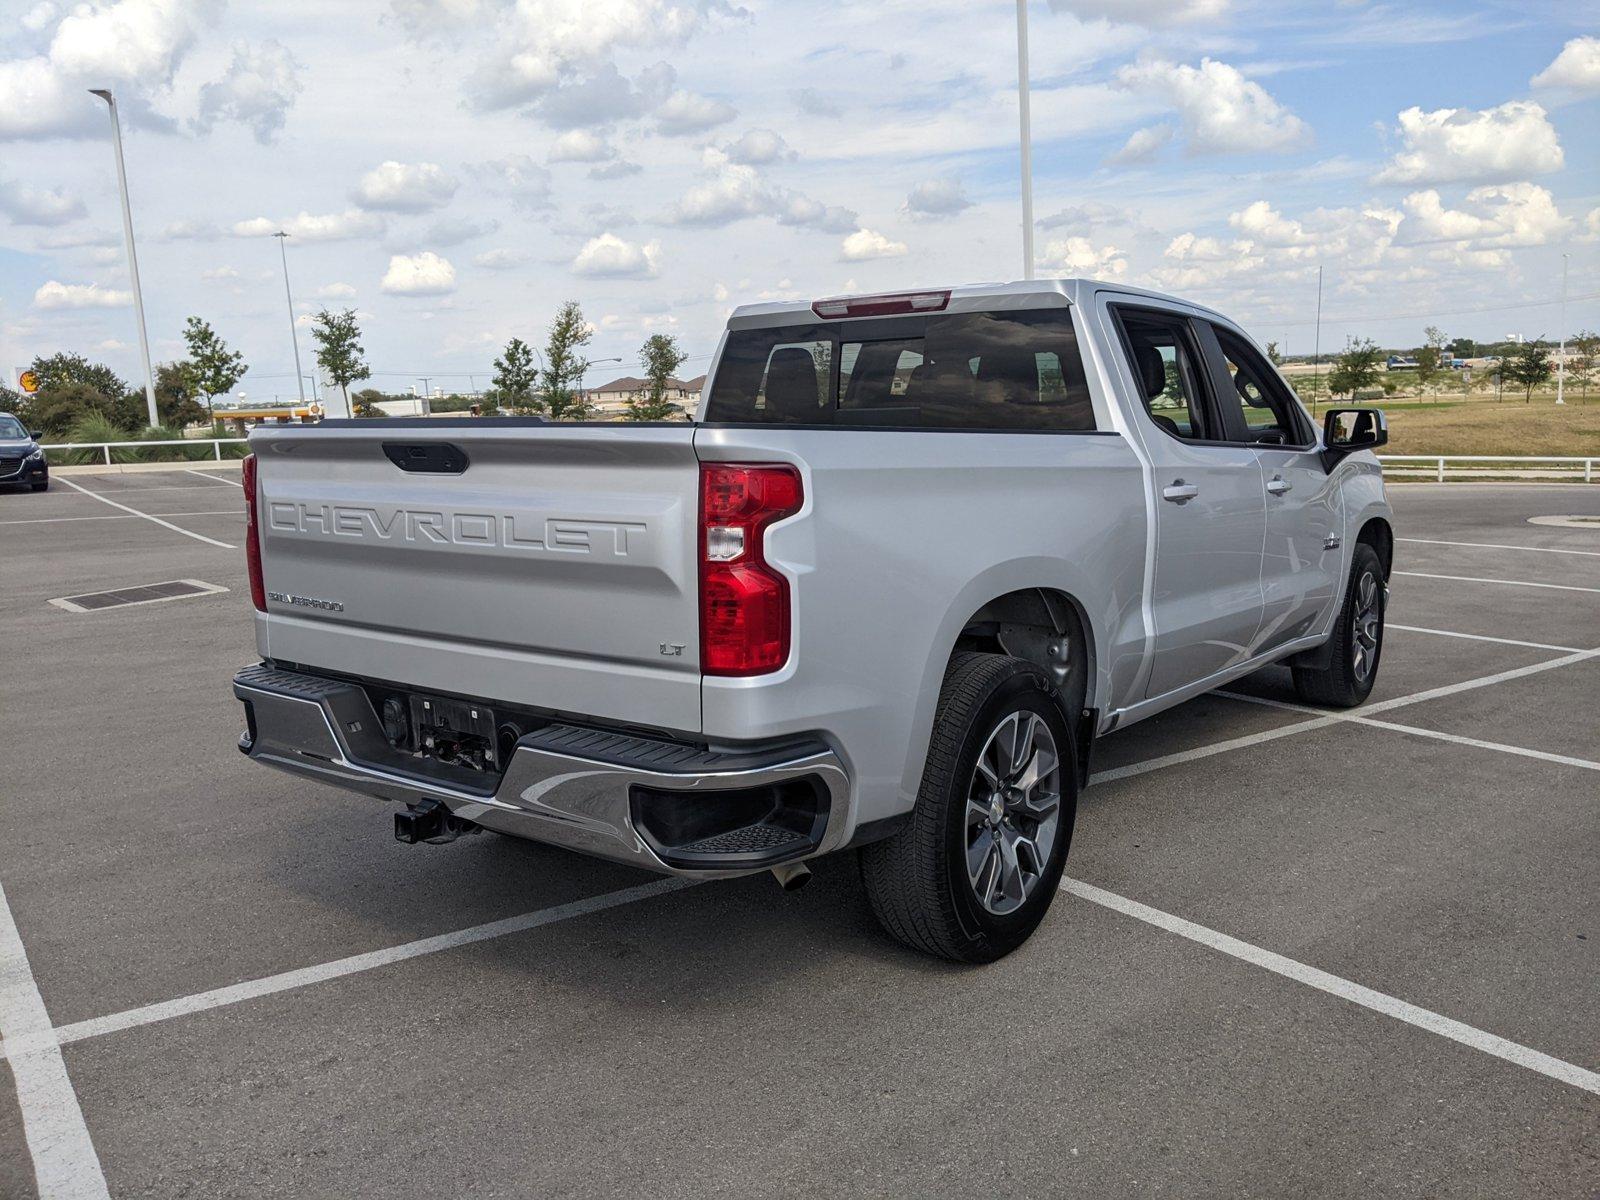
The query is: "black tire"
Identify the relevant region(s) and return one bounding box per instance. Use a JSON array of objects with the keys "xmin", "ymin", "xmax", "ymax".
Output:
[
  {"xmin": 860, "ymin": 652, "xmax": 1078, "ymax": 963},
  {"xmin": 1292, "ymin": 543, "xmax": 1385, "ymax": 707}
]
